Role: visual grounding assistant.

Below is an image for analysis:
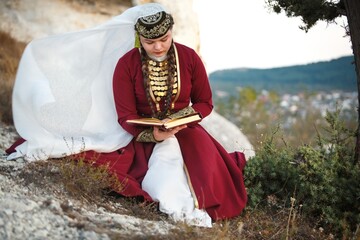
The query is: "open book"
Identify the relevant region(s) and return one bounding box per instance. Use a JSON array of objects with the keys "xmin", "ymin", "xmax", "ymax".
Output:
[{"xmin": 126, "ymin": 112, "xmax": 201, "ymax": 129}]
